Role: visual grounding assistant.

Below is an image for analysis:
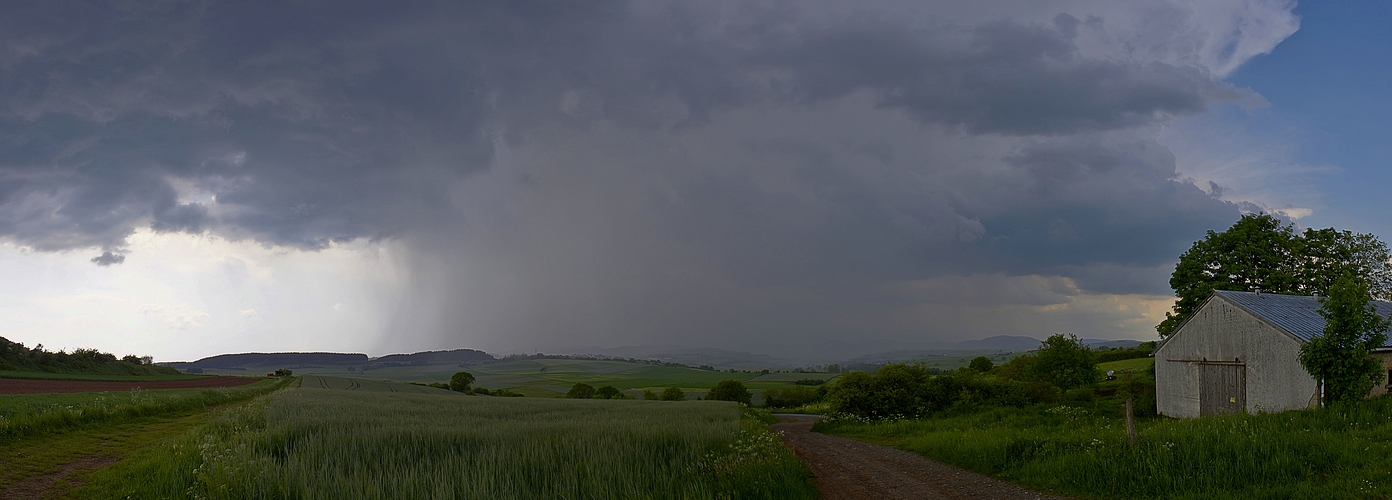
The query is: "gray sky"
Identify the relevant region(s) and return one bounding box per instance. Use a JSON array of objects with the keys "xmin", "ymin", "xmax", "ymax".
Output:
[{"xmin": 0, "ymin": 0, "xmax": 1325, "ymax": 360}]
